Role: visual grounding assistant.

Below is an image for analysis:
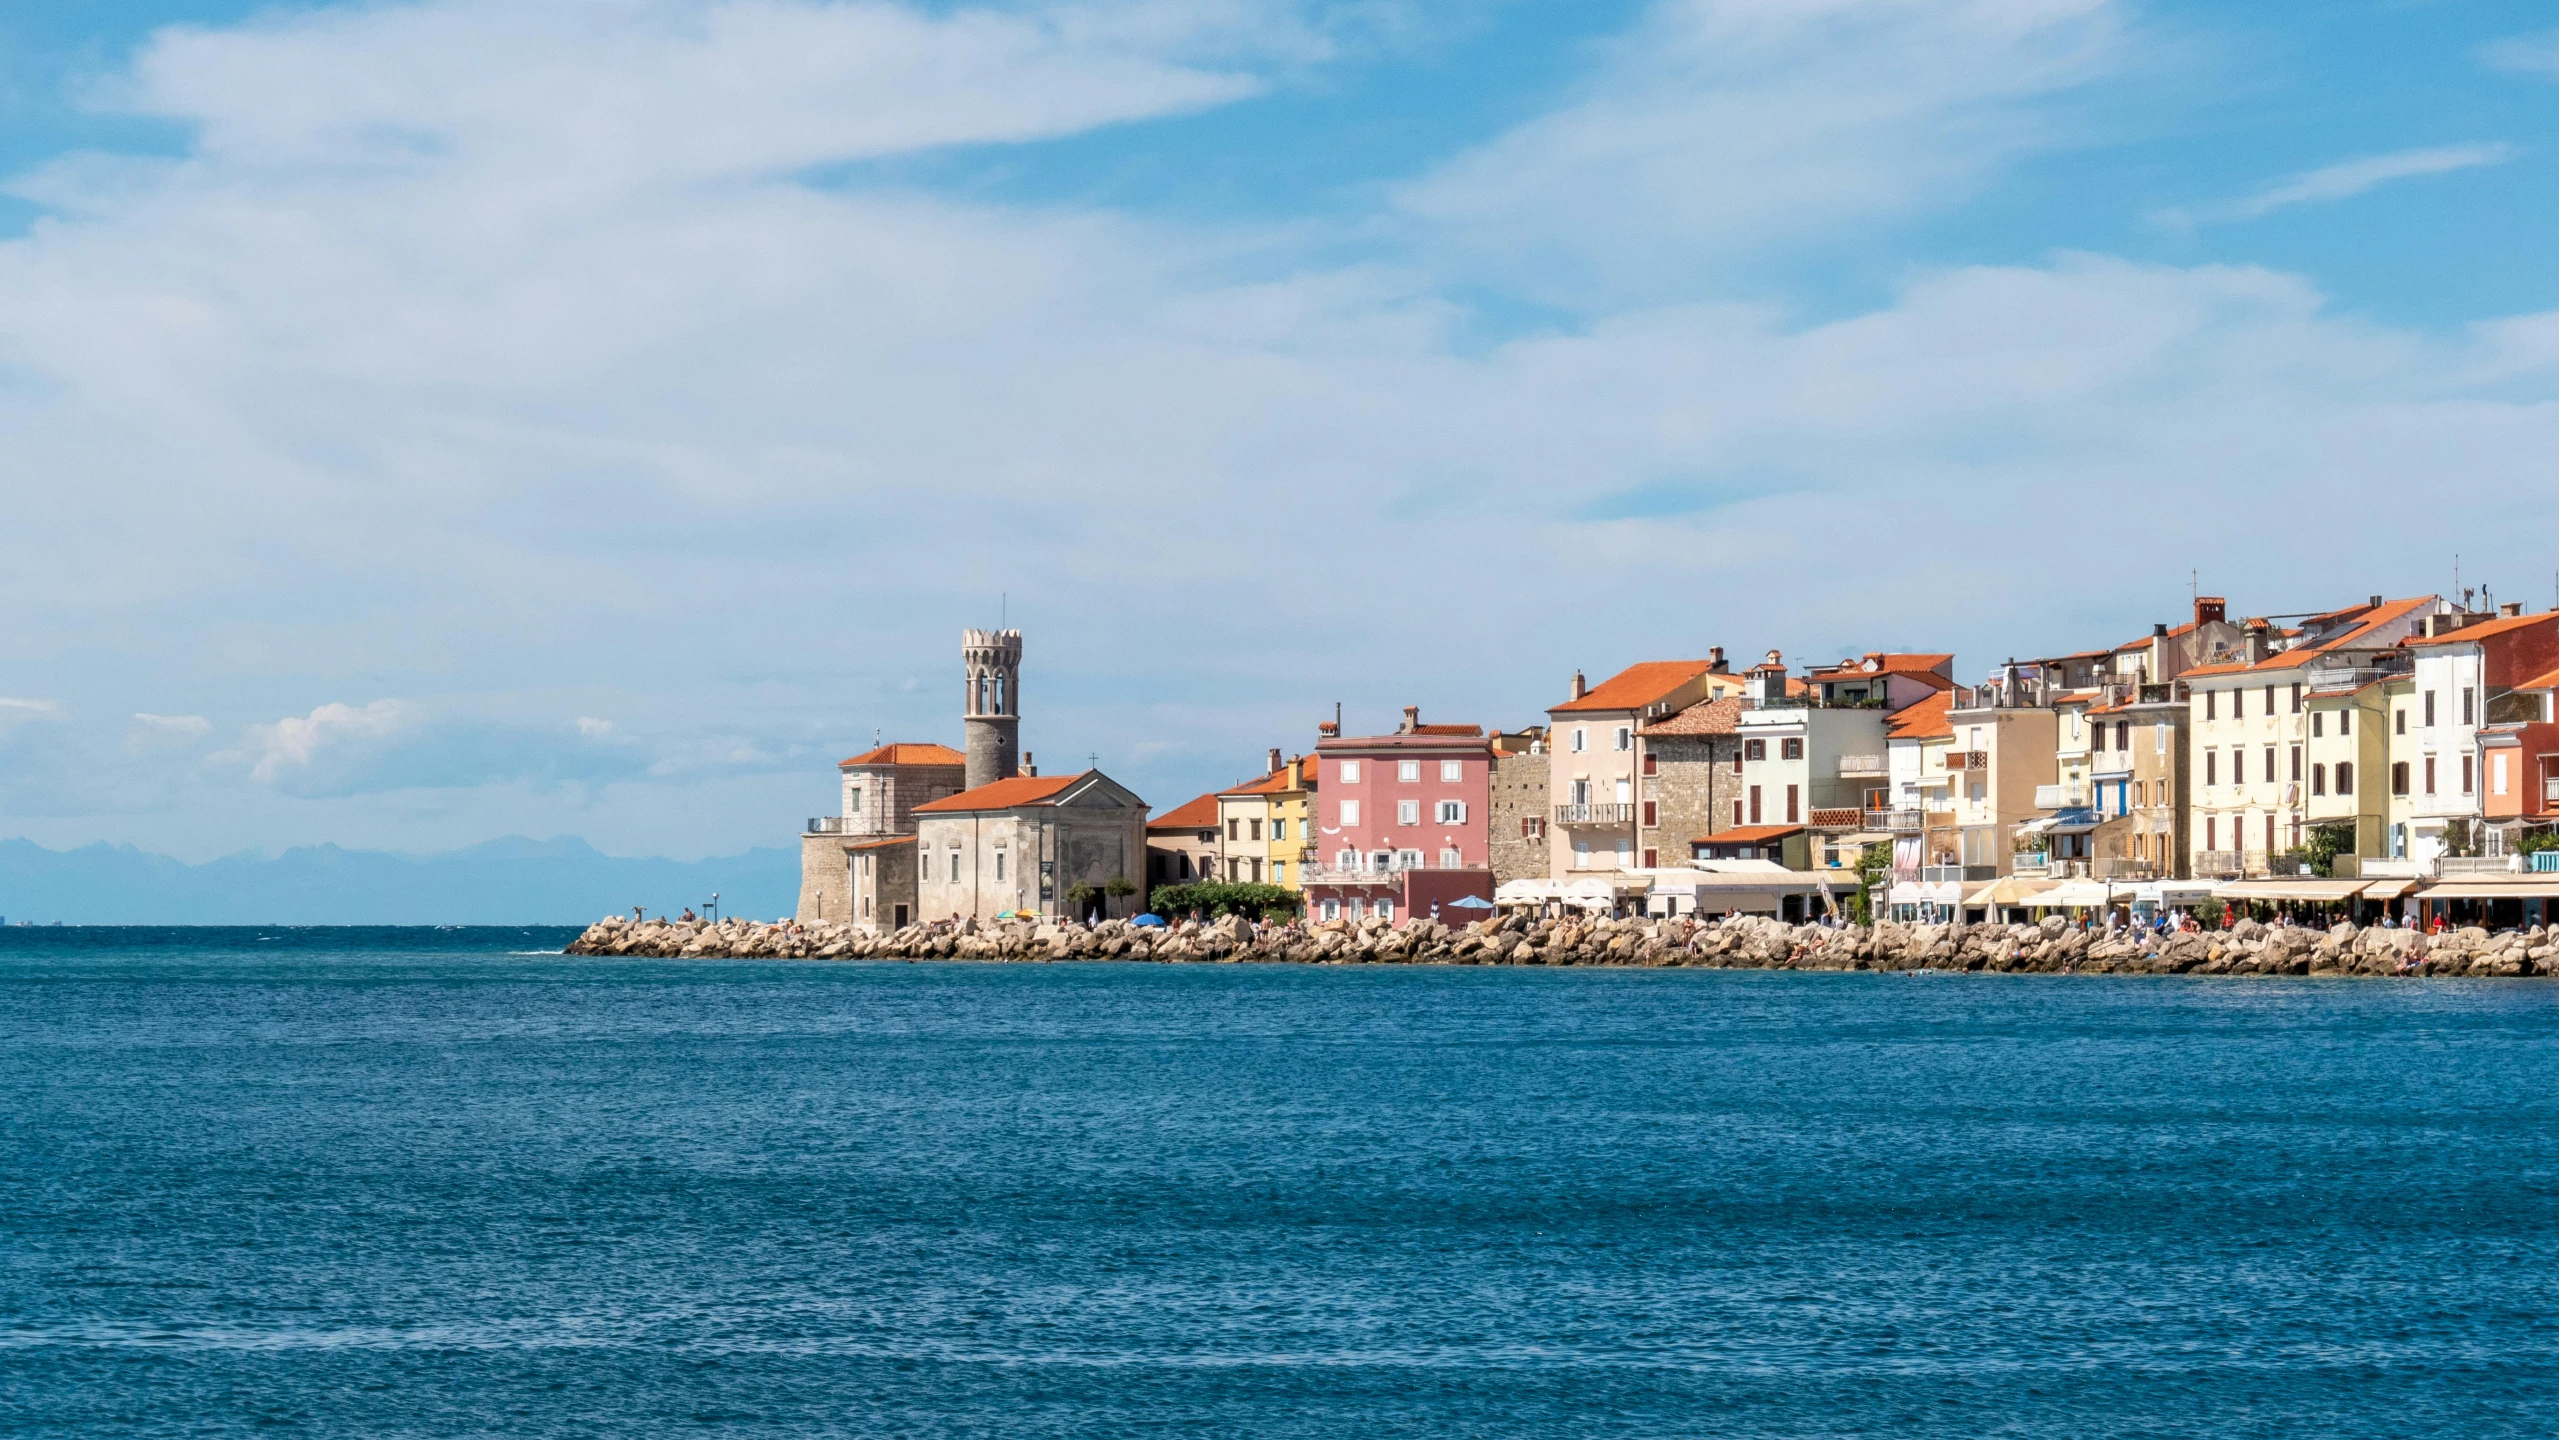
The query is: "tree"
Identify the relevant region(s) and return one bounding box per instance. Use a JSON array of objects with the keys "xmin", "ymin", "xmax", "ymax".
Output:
[
  {"xmin": 1144, "ymin": 881, "xmax": 1302, "ymax": 920},
  {"xmin": 1853, "ymin": 842, "xmax": 1892, "ymax": 924},
  {"xmin": 2304, "ymin": 822, "xmax": 2354, "ymax": 879}
]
